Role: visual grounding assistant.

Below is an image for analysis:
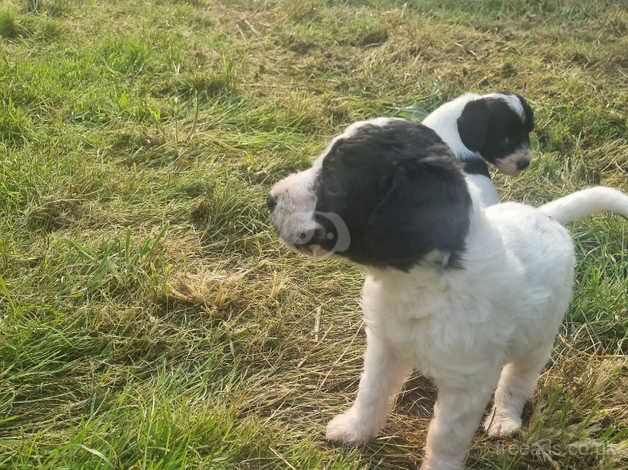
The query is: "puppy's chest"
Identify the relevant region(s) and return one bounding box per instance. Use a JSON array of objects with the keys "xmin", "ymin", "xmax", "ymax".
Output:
[
  {"xmin": 361, "ymin": 275, "xmax": 500, "ymax": 377},
  {"xmin": 362, "ymin": 278, "xmax": 456, "ymax": 361}
]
